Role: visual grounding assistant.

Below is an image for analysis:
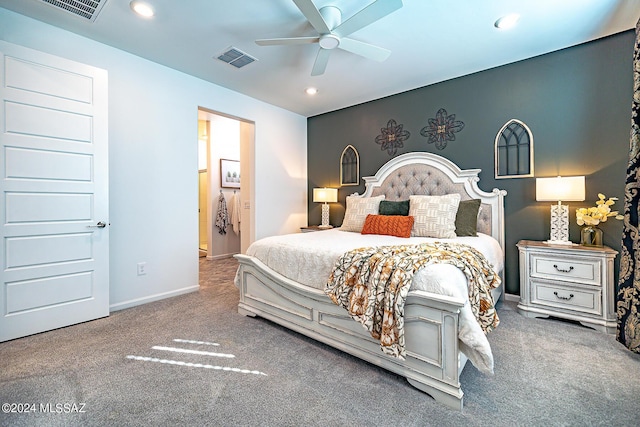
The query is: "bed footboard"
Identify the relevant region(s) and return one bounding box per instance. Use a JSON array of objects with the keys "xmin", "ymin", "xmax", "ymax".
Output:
[{"xmin": 235, "ymin": 254, "xmax": 468, "ymax": 411}]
